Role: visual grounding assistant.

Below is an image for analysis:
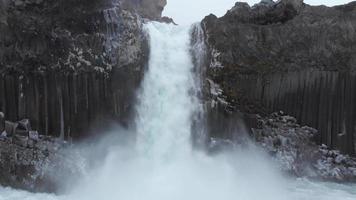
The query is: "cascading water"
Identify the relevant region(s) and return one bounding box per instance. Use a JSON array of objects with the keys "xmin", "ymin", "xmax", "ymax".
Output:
[
  {"xmin": 0, "ymin": 22, "xmax": 356, "ymax": 200},
  {"xmin": 135, "ymin": 23, "xmax": 197, "ymax": 158}
]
